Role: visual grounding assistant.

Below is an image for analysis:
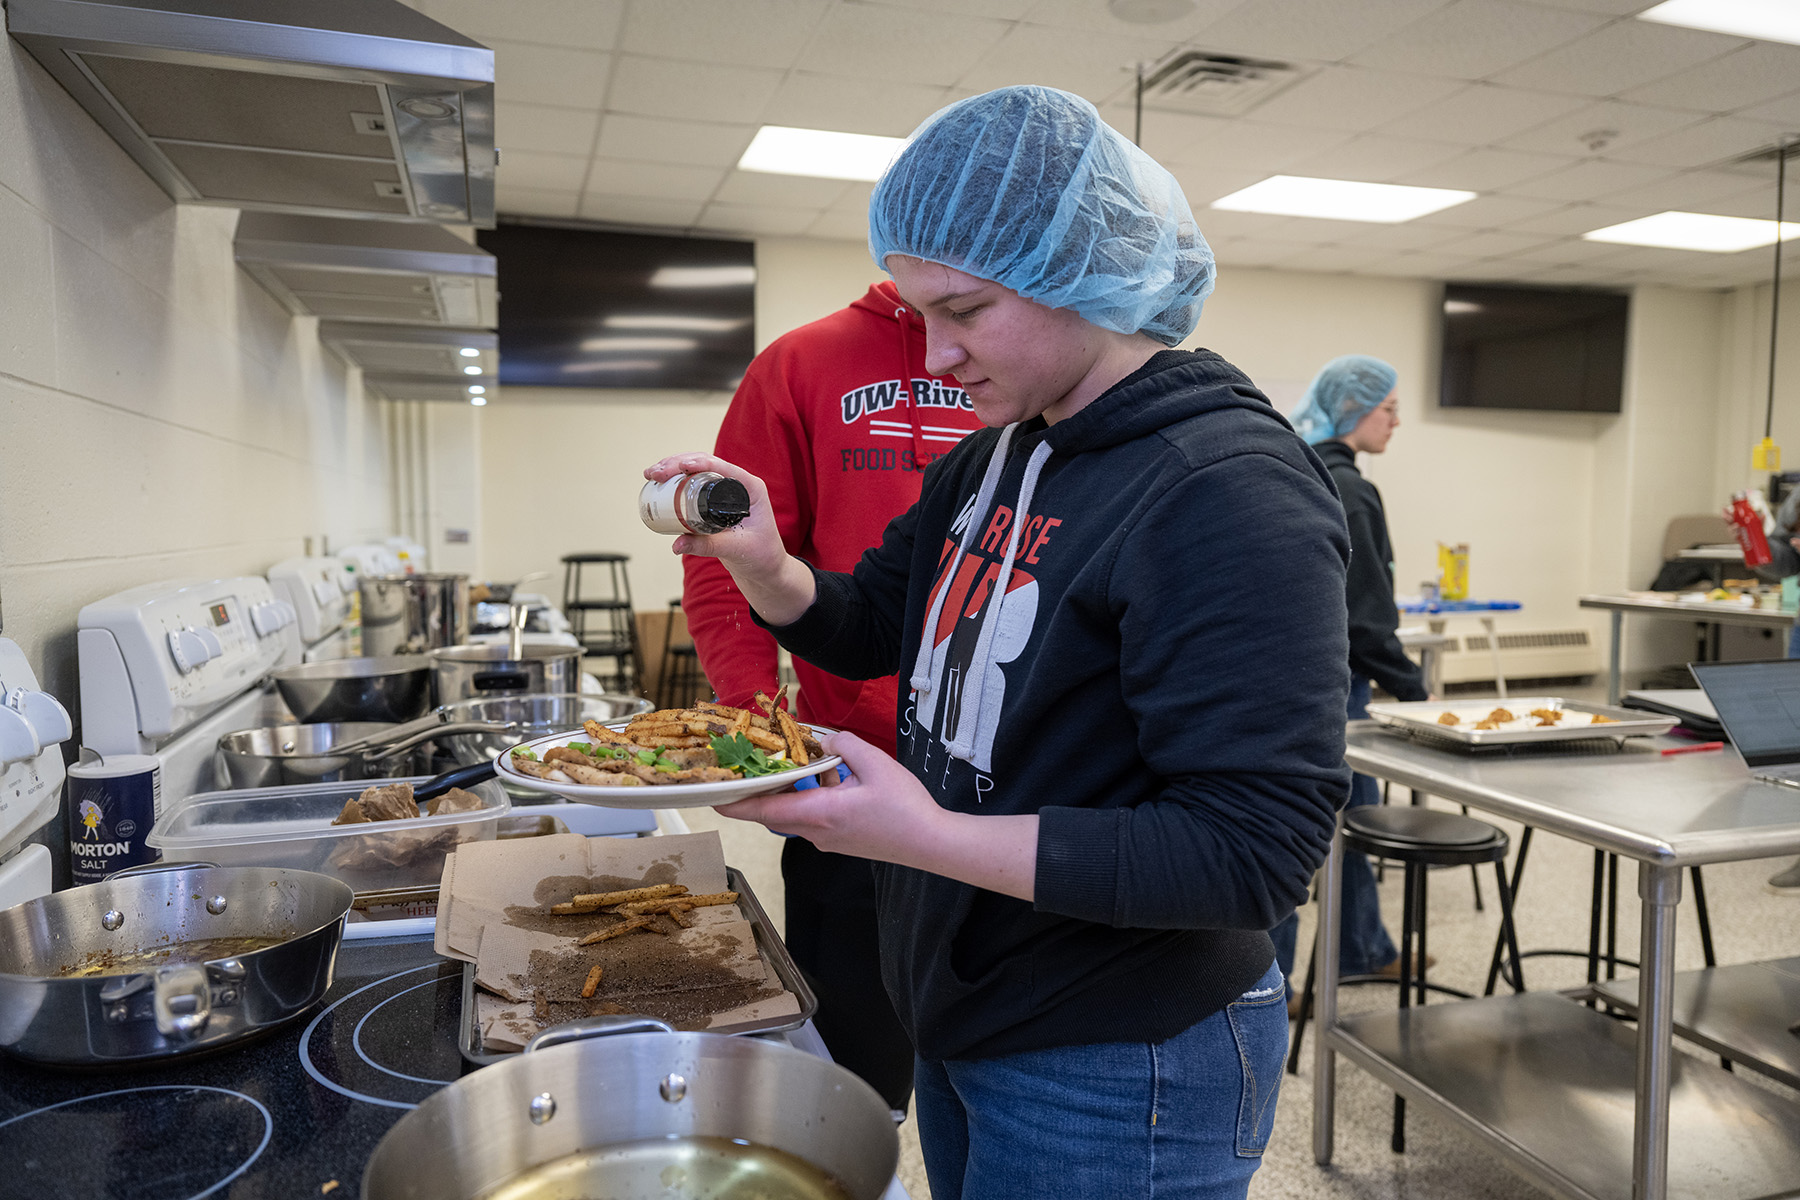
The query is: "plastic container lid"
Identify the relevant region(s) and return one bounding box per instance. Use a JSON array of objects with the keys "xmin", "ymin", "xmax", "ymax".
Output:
[{"xmin": 148, "ymin": 776, "xmax": 510, "ymax": 853}]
